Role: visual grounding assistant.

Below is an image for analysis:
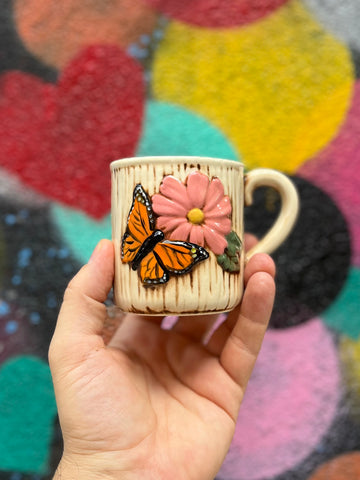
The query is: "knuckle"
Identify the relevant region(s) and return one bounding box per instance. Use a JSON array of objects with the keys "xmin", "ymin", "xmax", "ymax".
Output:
[
  {"xmin": 230, "ymin": 329, "xmax": 256, "ymax": 360},
  {"xmin": 63, "ymin": 280, "xmax": 82, "ymax": 303},
  {"xmin": 48, "ymin": 338, "xmax": 59, "ymax": 368}
]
